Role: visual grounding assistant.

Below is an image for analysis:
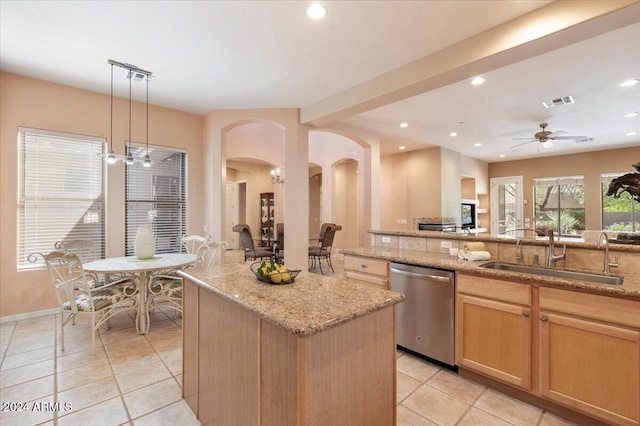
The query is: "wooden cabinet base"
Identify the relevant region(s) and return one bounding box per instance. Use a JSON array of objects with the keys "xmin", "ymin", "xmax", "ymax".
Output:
[{"xmin": 183, "ymin": 280, "xmax": 397, "ymax": 425}]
